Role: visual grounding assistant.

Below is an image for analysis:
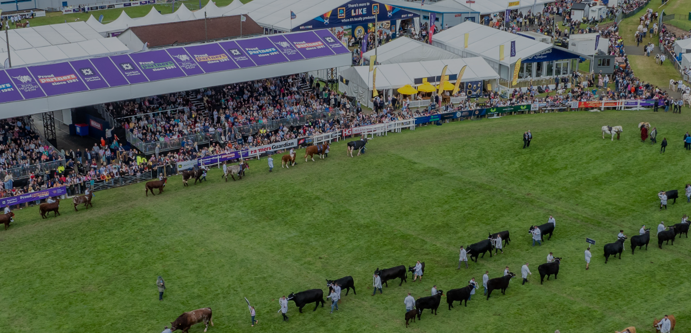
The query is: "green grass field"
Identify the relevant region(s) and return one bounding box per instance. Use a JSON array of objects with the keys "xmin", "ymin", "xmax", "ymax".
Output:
[{"xmin": 2, "ymin": 110, "xmax": 691, "ymax": 333}]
